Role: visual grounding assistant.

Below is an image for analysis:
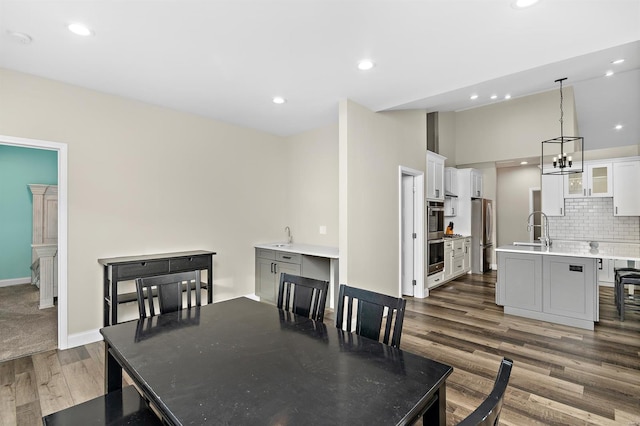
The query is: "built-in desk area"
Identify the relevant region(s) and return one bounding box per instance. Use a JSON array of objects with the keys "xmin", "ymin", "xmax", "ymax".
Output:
[{"xmin": 99, "ymin": 250, "xmax": 216, "ymax": 325}]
